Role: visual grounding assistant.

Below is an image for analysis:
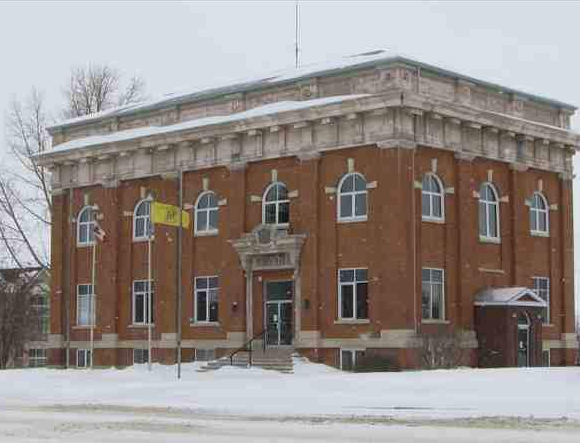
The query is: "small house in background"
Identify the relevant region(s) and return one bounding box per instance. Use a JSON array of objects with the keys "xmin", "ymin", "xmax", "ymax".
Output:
[{"xmin": 0, "ymin": 267, "xmax": 50, "ymax": 368}]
